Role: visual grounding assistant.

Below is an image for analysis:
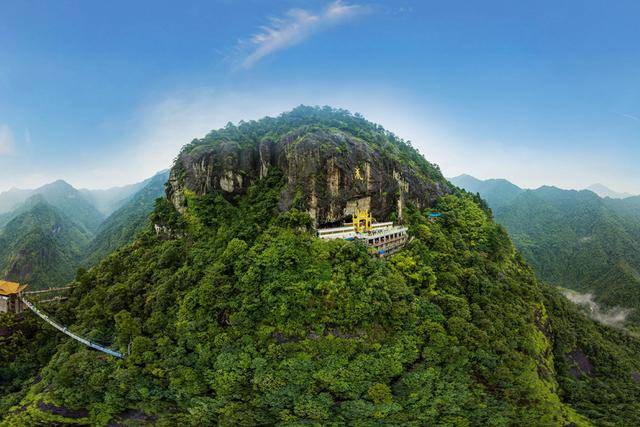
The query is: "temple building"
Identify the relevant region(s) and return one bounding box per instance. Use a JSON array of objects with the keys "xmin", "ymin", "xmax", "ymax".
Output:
[
  {"xmin": 0, "ymin": 280, "xmax": 28, "ymax": 313},
  {"xmin": 317, "ymin": 209, "xmax": 408, "ymax": 257}
]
